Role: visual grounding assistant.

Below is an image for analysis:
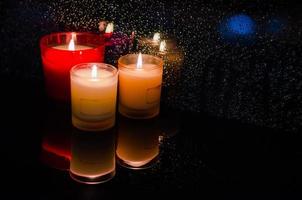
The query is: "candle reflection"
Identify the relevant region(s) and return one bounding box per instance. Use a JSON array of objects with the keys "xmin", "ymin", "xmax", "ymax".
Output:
[
  {"xmin": 116, "ymin": 116, "xmax": 162, "ymax": 169},
  {"xmin": 40, "ymin": 103, "xmax": 71, "ymax": 171},
  {"xmin": 70, "ymin": 128, "xmax": 116, "ymax": 184}
]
